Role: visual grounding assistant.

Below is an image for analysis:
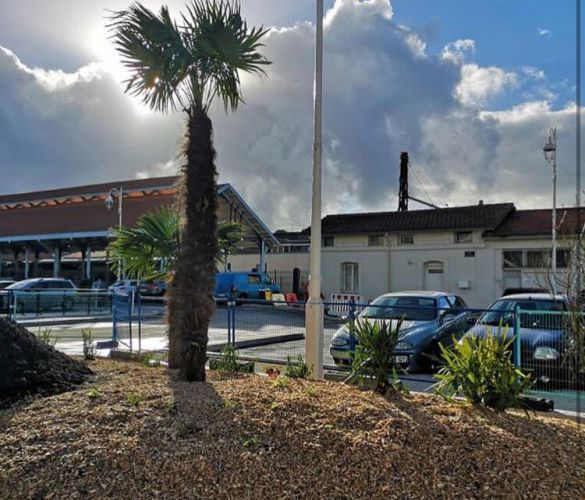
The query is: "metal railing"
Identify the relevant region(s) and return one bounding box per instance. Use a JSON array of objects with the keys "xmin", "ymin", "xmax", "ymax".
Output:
[
  {"xmin": 2, "ymin": 289, "xmax": 113, "ymax": 319},
  {"xmin": 514, "ymin": 308, "xmax": 585, "ymax": 392}
]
